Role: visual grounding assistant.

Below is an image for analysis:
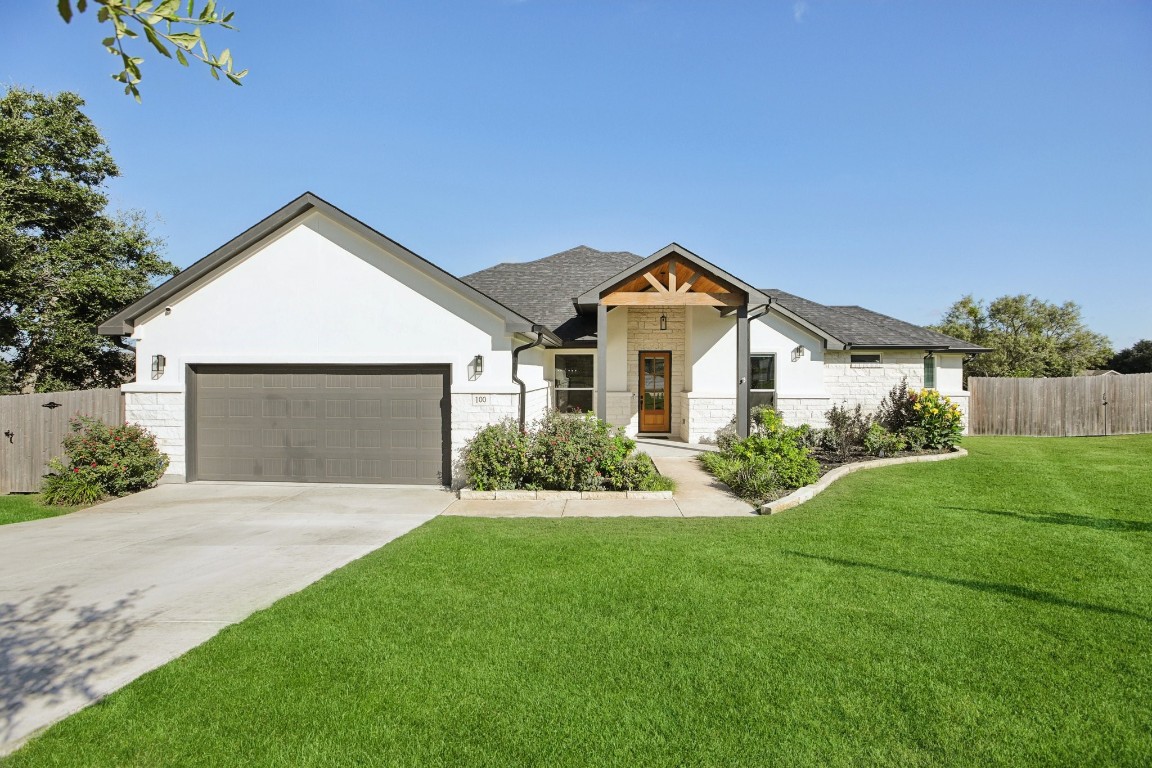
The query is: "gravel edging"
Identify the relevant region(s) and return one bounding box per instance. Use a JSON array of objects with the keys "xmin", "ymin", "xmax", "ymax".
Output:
[
  {"xmin": 759, "ymin": 448, "xmax": 968, "ymax": 515},
  {"xmin": 458, "ymin": 489, "xmax": 673, "ymax": 500}
]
